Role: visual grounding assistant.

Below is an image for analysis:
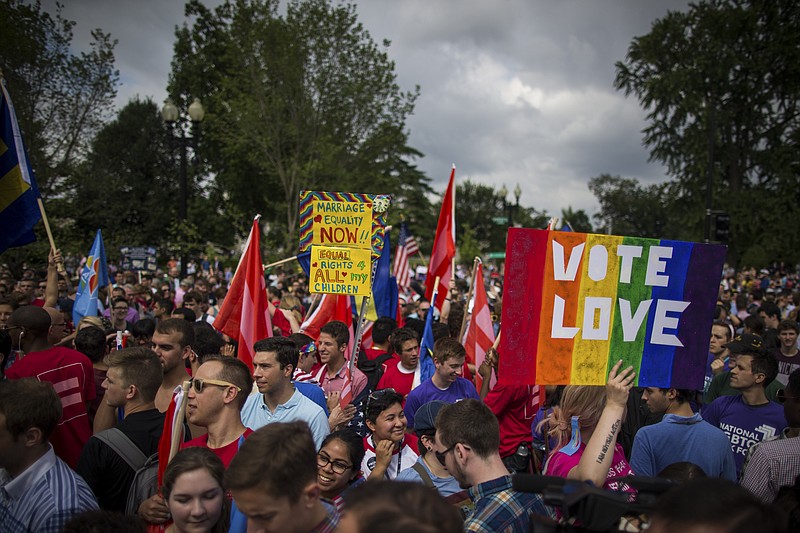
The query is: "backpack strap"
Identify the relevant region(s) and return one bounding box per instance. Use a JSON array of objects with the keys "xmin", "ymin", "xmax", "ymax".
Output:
[
  {"xmin": 411, "ymin": 461, "xmax": 435, "ymax": 488},
  {"xmin": 95, "ymin": 428, "xmax": 148, "ymax": 472}
]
